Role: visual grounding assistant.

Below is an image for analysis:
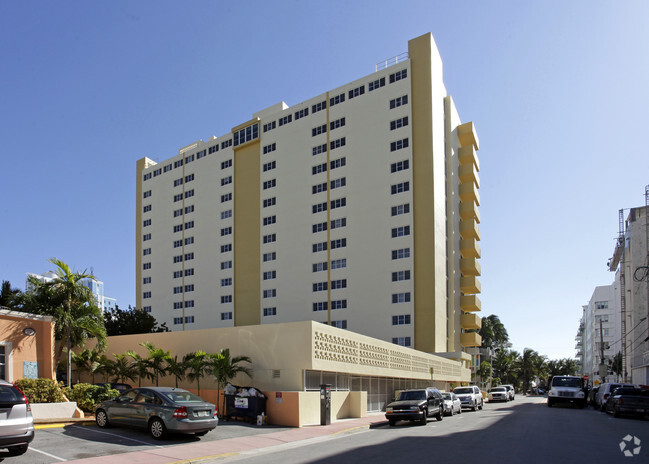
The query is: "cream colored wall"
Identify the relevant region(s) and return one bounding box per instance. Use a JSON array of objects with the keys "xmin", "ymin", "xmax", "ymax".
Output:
[{"xmin": 0, "ymin": 312, "xmax": 55, "ymax": 381}]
